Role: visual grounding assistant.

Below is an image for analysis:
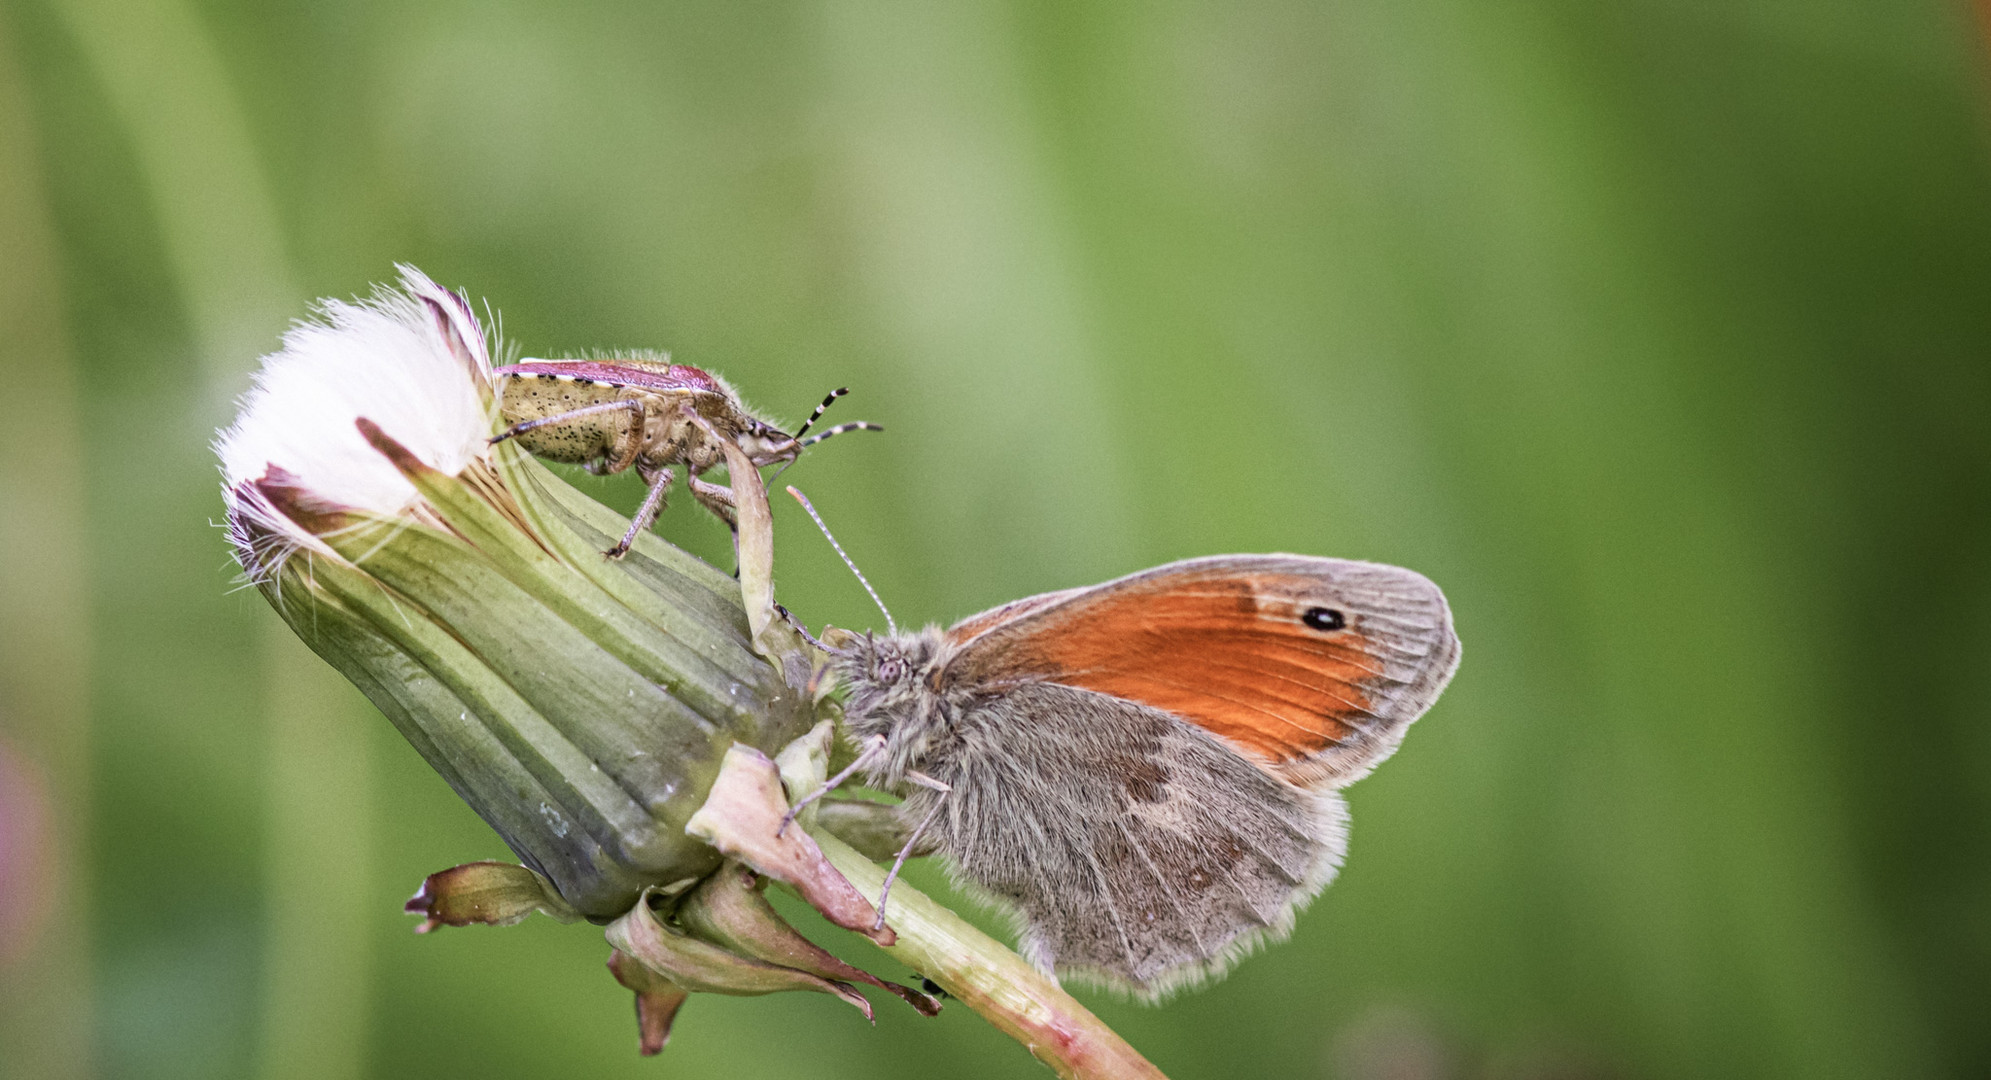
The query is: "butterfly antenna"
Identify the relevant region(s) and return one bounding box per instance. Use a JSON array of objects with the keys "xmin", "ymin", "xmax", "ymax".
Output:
[{"xmin": 786, "ymin": 485, "xmax": 897, "ymax": 636}]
